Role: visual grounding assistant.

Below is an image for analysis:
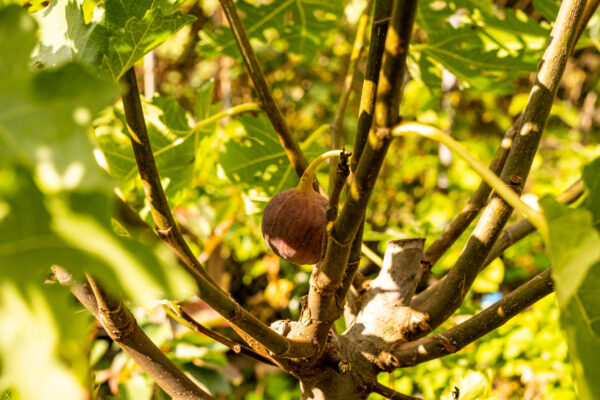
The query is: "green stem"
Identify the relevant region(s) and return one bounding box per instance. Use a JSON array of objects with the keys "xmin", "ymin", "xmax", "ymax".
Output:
[
  {"xmin": 392, "ymin": 122, "xmax": 548, "ymax": 240},
  {"xmin": 297, "ymin": 150, "xmax": 343, "ymax": 193},
  {"xmin": 152, "ymin": 103, "xmax": 261, "ymax": 158},
  {"xmin": 302, "ymin": 123, "xmax": 331, "ymax": 150},
  {"xmin": 361, "ymin": 243, "xmax": 383, "ymax": 267},
  {"xmin": 192, "ymin": 102, "xmax": 260, "ymax": 133}
]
